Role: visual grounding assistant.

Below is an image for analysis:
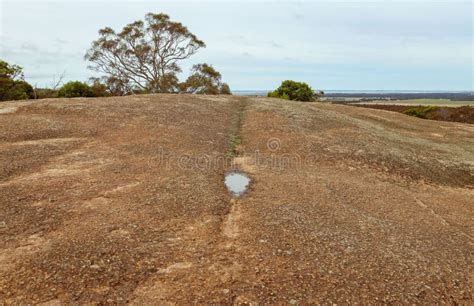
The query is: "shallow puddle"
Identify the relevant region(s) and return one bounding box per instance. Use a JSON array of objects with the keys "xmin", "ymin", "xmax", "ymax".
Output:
[{"xmin": 224, "ymin": 171, "xmax": 250, "ymax": 197}]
